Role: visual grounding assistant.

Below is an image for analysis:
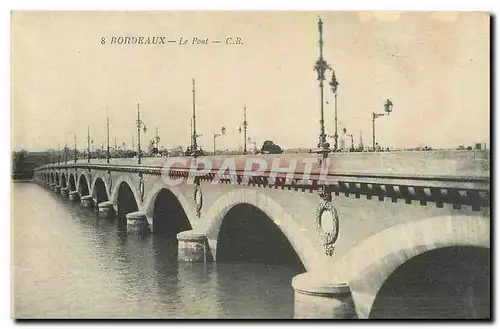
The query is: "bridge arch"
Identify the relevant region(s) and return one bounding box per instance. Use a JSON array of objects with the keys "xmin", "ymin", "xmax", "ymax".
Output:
[
  {"xmin": 111, "ymin": 176, "xmax": 141, "ymax": 219},
  {"xmin": 204, "ymin": 189, "xmax": 325, "ymax": 271},
  {"xmin": 337, "ymin": 214, "xmax": 490, "ymax": 319},
  {"xmin": 68, "ymin": 173, "xmax": 76, "ymax": 191},
  {"xmin": 50, "ymin": 172, "xmax": 54, "ymax": 184},
  {"xmin": 91, "ymin": 176, "xmax": 109, "ymax": 204},
  {"xmin": 77, "ymin": 173, "xmax": 91, "ymax": 196},
  {"xmin": 55, "ymin": 172, "xmax": 60, "ymax": 185},
  {"xmin": 144, "ymin": 182, "xmax": 194, "ymax": 234}
]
